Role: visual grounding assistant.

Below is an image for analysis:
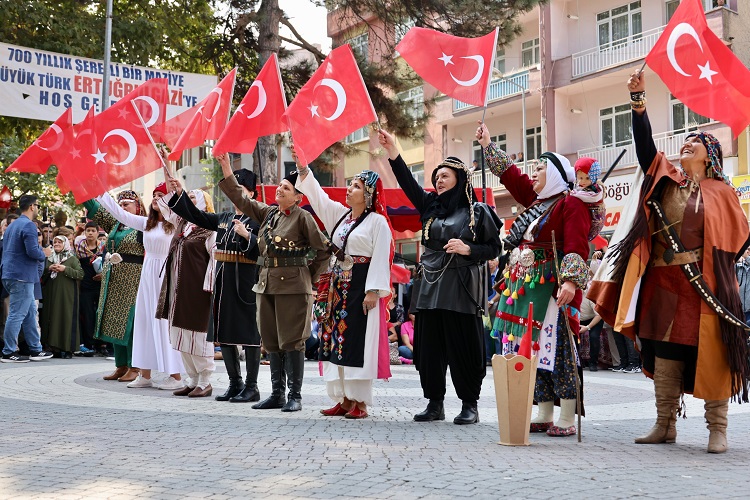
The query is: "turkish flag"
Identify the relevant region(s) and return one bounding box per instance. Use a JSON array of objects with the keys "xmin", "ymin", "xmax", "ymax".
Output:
[
  {"xmin": 213, "ymin": 55, "xmax": 288, "ymax": 155},
  {"xmin": 6, "ymin": 108, "xmax": 73, "ymax": 174},
  {"xmin": 283, "ymin": 45, "xmax": 377, "ymax": 166},
  {"xmin": 102, "ymin": 78, "xmax": 169, "ymax": 143},
  {"xmin": 160, "ymin": 68, "xmax": 237, "ymax": 160},
  {"xmin": 396, "ymin": 27, "xmax": 498, "ymax": 108},
  {"xmin": 52, "ymin": 106, "xmax": 163, "ymax": 203},
  {"xmin": 646, "ymin": 0, "xmax": 750, "ymax": 137}
]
